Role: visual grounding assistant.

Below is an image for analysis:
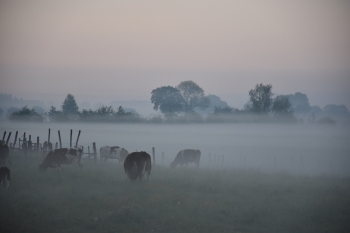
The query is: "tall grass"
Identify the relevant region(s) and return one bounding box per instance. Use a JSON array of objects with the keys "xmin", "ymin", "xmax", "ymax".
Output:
[{"xmin": 1, "ymin": 152, "xmax": 349, "ymax": 233}]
